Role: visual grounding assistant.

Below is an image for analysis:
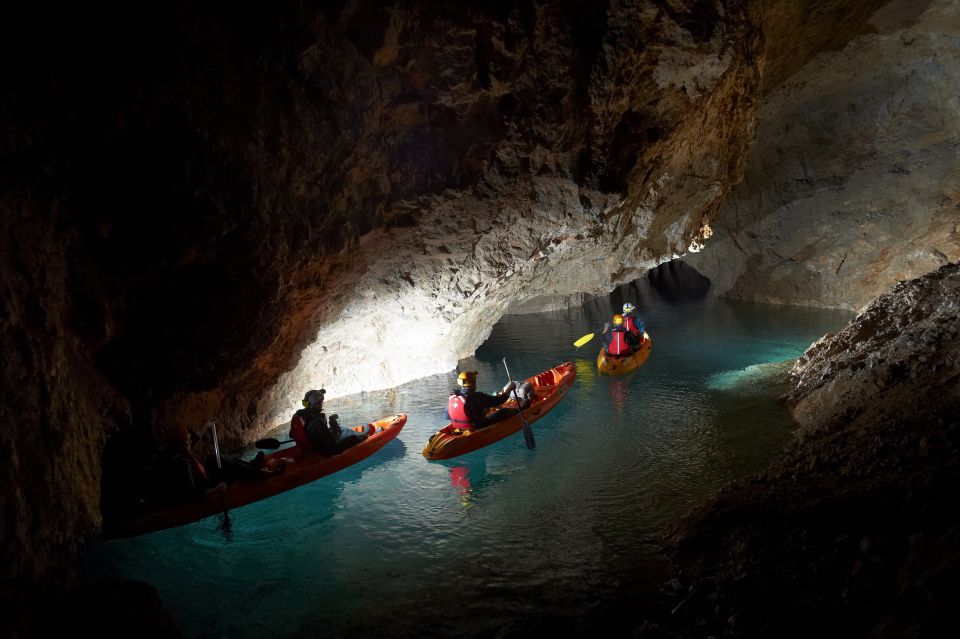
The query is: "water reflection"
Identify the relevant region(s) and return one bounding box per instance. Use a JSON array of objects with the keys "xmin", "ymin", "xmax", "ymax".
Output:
[
  {"xmin": 609, "ymin": 379, "xmax": 630, "ymax": 414},
  {"xmin": 574, "ymin": 358, "xmax": 596, "ymax": 392},
  {"xmin": 449, "ymin": 466, "xmax": 473, "ymax": 508},
  {"xmin": 83, "ymin": 277, "xmax": 855, "ymax": 639}
]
